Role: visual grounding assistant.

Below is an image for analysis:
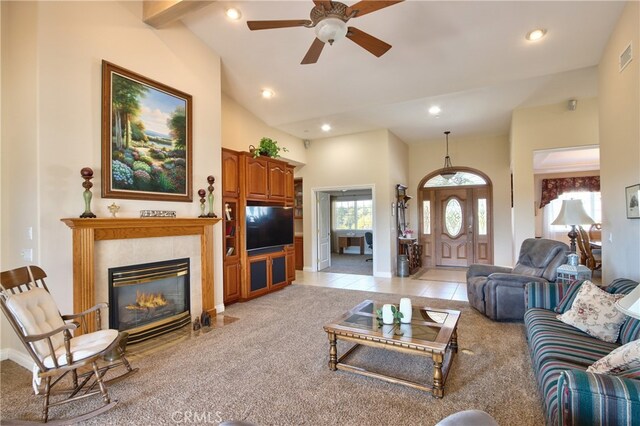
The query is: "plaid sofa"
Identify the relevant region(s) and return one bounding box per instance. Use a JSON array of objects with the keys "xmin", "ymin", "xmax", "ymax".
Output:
[{"xmin": 524, "ymin": 278, "xmax": 640, "ymax": 425}]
